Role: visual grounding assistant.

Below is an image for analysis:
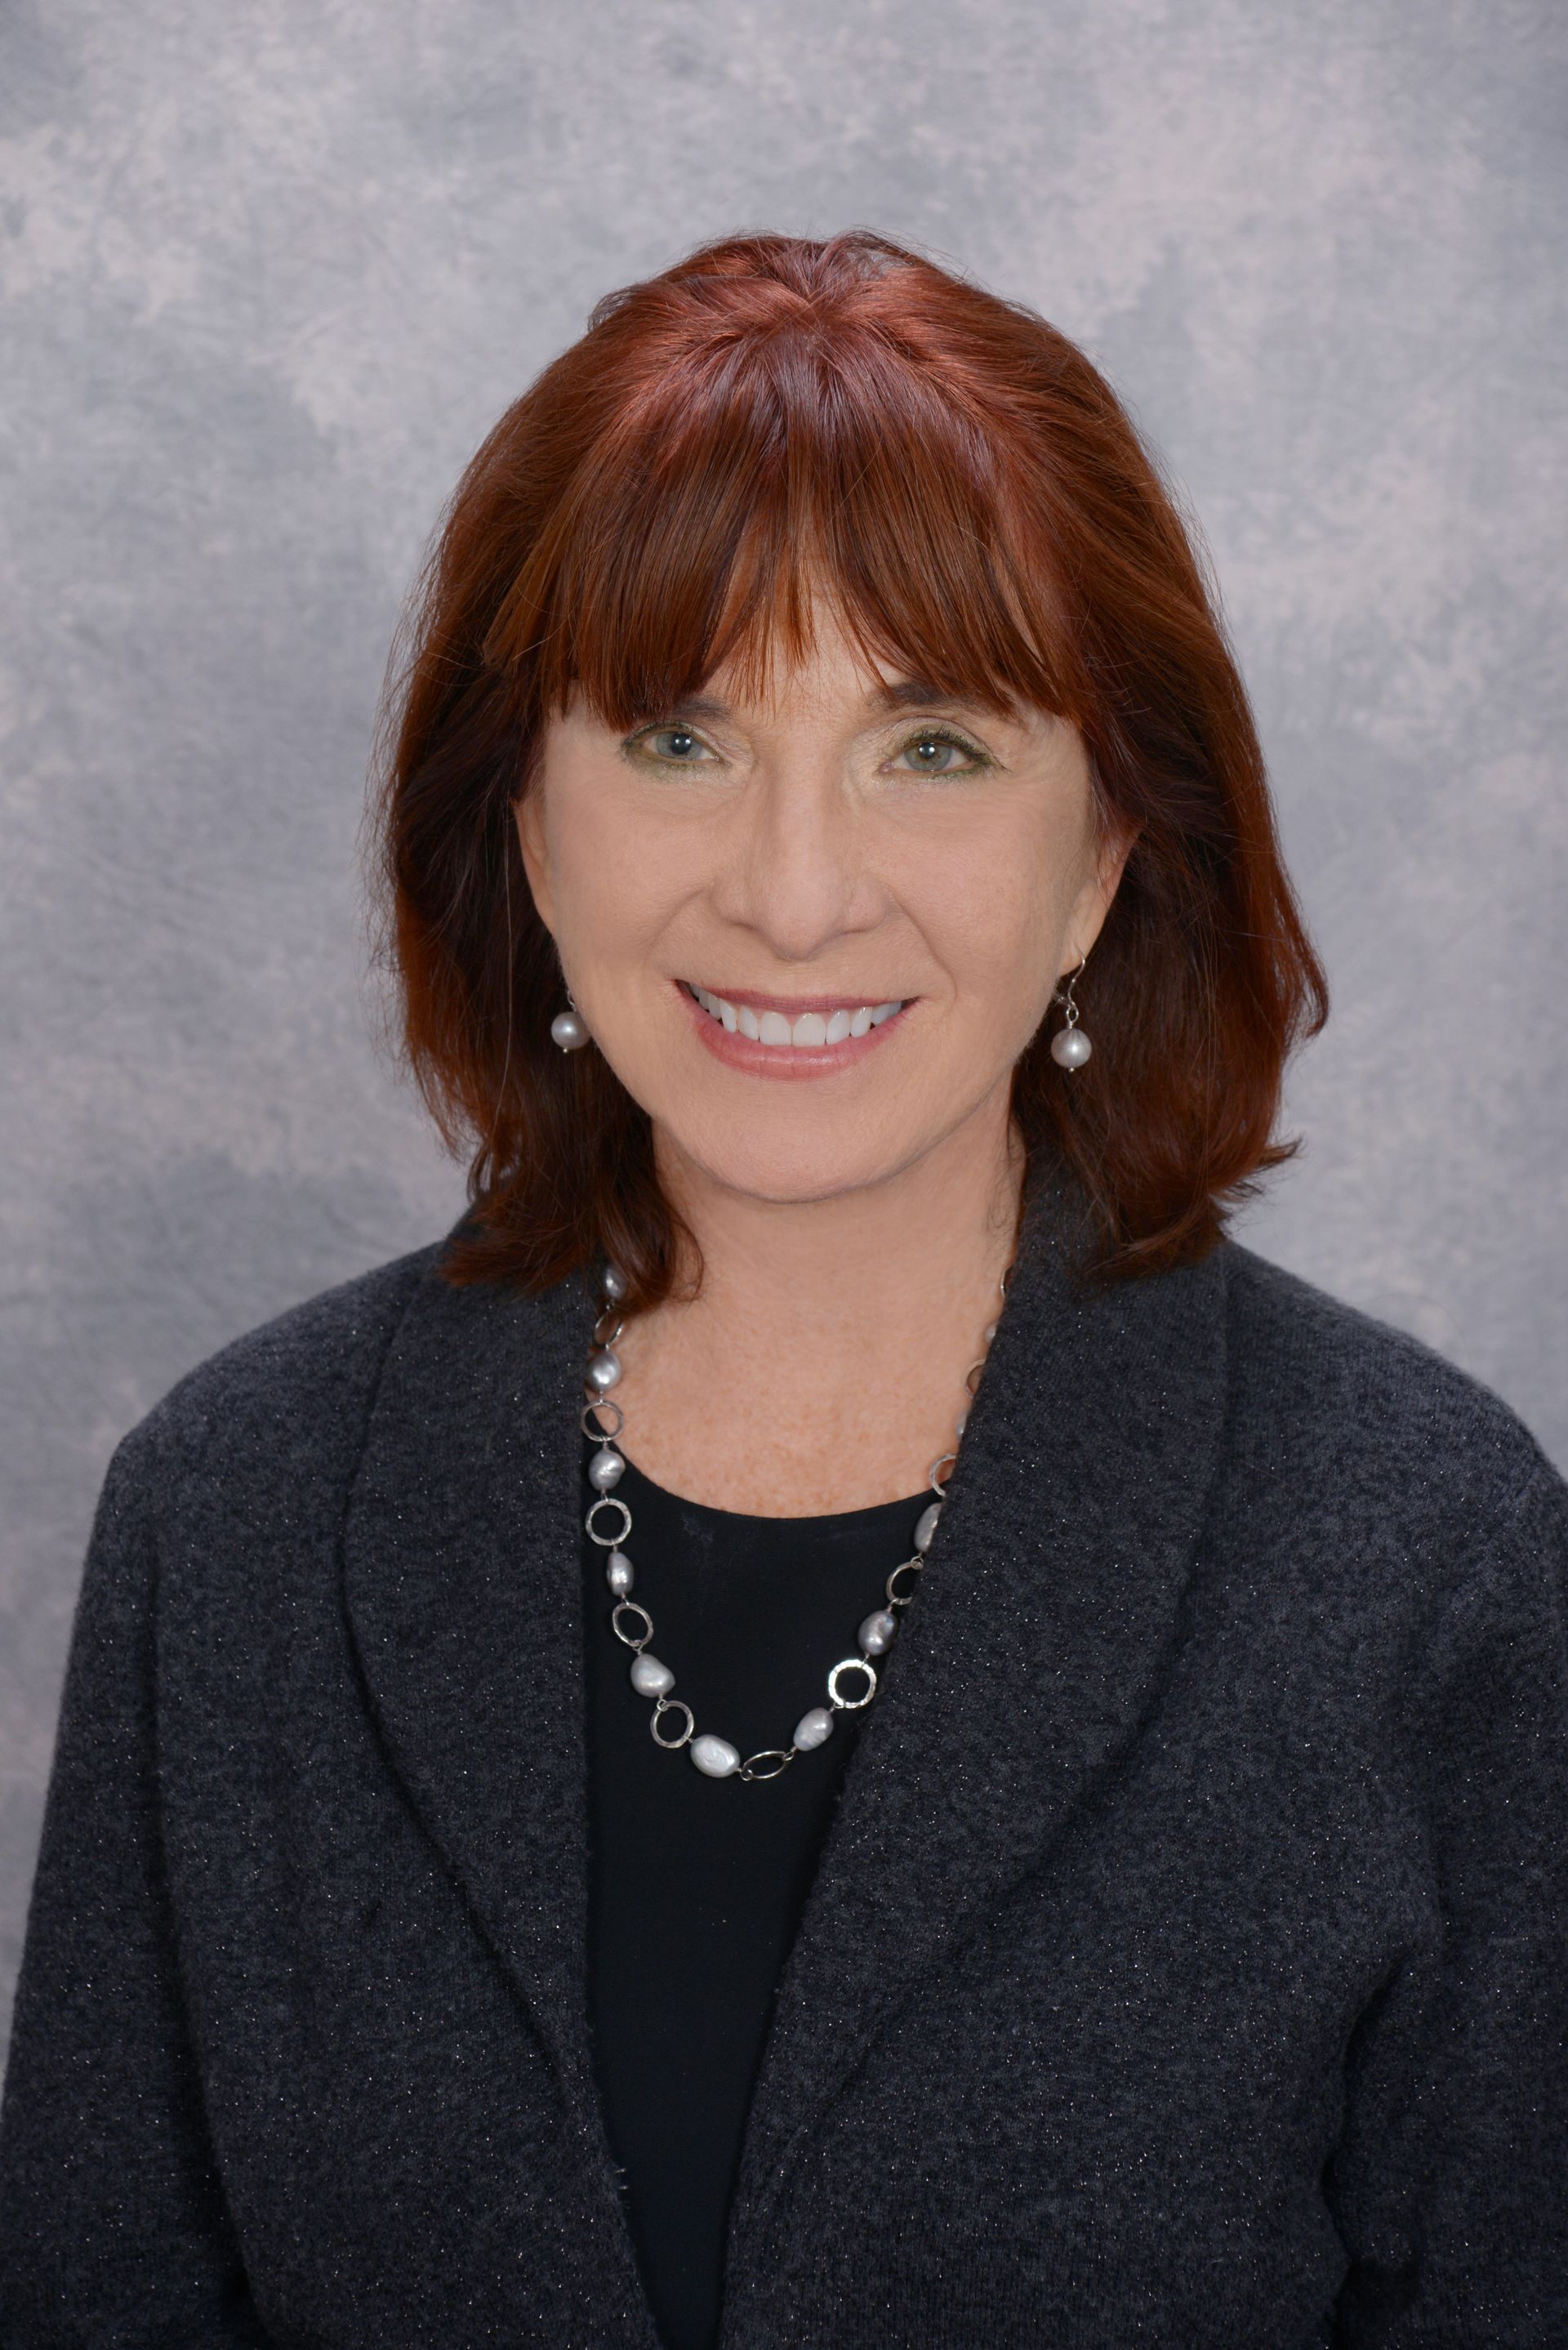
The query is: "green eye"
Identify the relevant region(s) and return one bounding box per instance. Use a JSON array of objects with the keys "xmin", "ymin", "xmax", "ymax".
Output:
[
  {"xmin": 629, "ymin": 724, "xmax": 715, "ymax": 765},
  {"xmin": 893, "ymin": 729, "xmax": 991, "ymax": 776}
]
